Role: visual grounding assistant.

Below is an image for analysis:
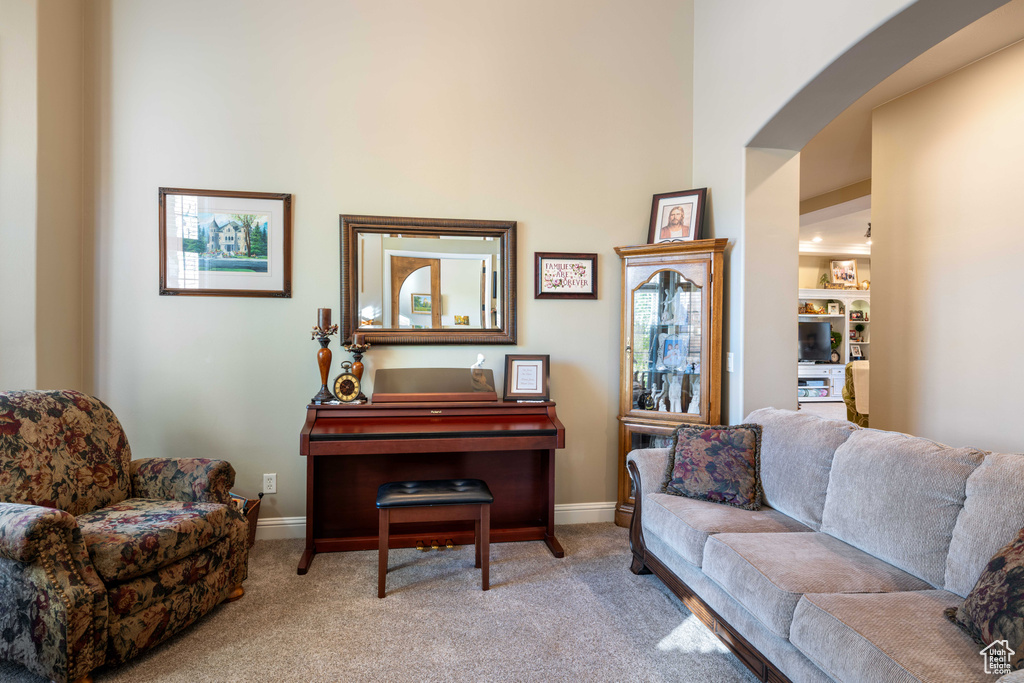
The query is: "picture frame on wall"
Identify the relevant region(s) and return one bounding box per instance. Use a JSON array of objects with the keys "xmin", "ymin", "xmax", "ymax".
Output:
[
  {"xmin": 830, "ymin": 259, "xmax": 859, "ymax": 287},
  {"xmin": 410, "ymin": 293, "xmax": 432, "ymax": 314},
  {"xmin": 534, "ymin": 252, "xmax": 598, "ymax": 299},
  {"xmin": 503, "ymin": 354, "xmax": 550, "ymax": 401},
  {"xmin": 647, "ymin": 188, "xmax": 707, "ymax": 244},
  {"xmin": 159, "ymin": 188, "xmax": 292, "ymax": 297}
]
